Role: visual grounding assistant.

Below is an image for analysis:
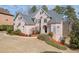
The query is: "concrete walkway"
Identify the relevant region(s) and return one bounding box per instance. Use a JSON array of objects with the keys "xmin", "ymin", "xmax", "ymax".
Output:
[{"xmin": 0, "ymin": 31, "xmax": 77, "ymax": 53}]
